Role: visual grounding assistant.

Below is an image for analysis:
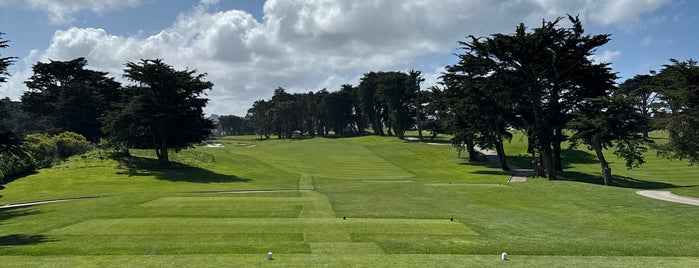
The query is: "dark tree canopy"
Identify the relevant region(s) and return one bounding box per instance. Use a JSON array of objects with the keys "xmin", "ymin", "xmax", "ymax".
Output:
[
  {"xmin": 653, "ymin": 59, "xmax": 699, "ymax": 164},
  {"xmin": 22, "ymin": 57, "xmax": 121, "ymax": 142},
  {"xmin": 569, "ymin": 93, "xmax": 650, "ymax": 185},
  {"xmin": 453, "ymin": 15, "xmax": 615, "ymax": 179},
  {"xmin": 0, "ymin": 32, "xmax": 15, "ymax": 84},
  {"xmin": 103, "ymin": 59, "xmax": 215, "ymax": 165}
]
